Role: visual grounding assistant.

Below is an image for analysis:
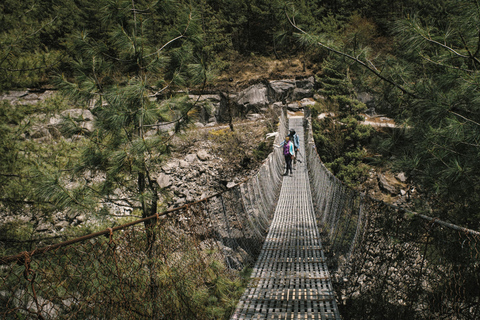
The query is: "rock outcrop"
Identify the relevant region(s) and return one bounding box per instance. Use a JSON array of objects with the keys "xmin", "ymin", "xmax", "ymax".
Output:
[
  {"xmin": 186, "ymin": 77, "xmax": 316, "ymax": 125},
  {"xmin": 0, "ymin": 78, "xmax": 316, "ymax": 234}
]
